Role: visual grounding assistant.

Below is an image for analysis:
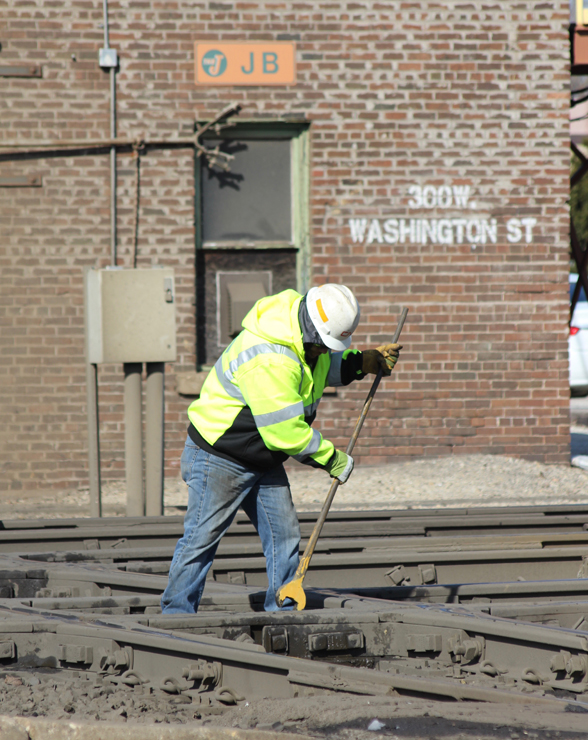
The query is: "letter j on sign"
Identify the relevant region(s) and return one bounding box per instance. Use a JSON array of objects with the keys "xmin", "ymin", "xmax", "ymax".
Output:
[{"xmin": 194, "ymin": 42, "xmax": 296, "ymax": 86}]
